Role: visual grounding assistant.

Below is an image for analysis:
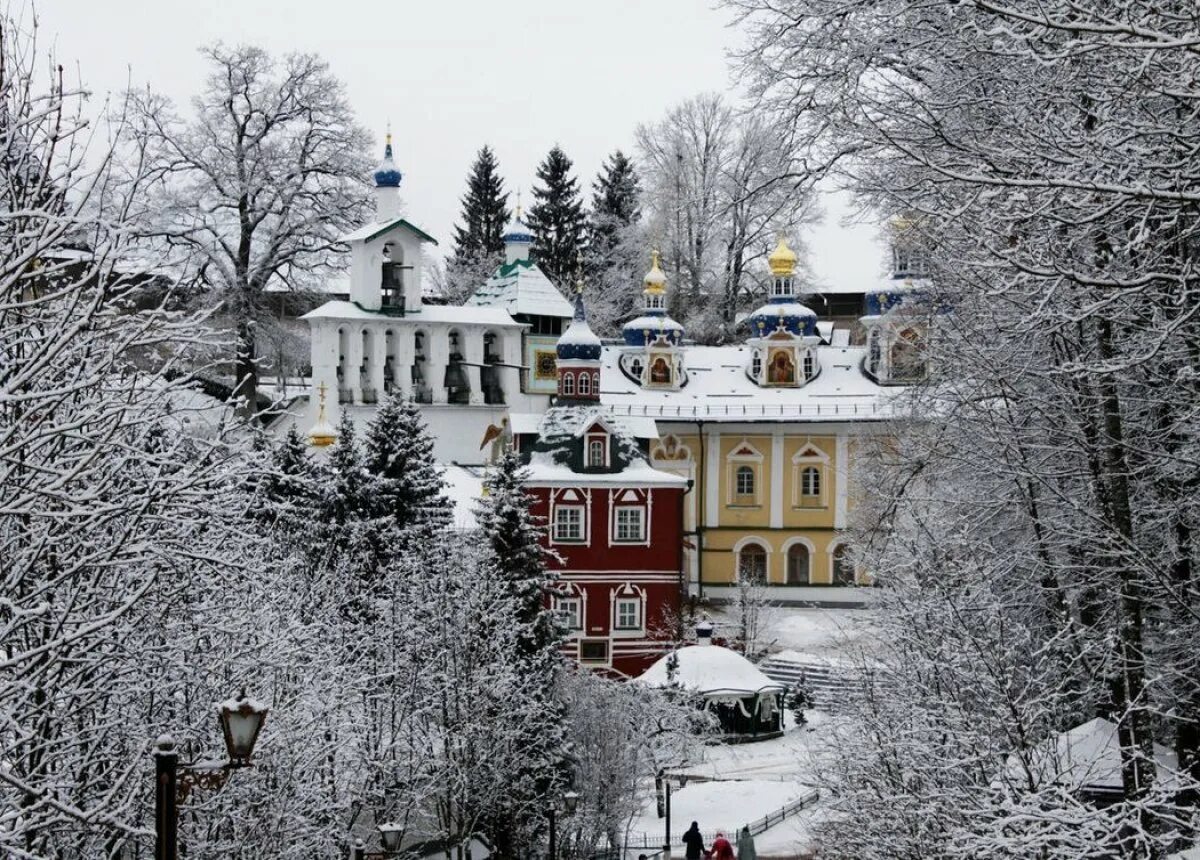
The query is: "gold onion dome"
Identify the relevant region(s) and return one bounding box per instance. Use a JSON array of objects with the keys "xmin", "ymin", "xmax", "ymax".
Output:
[
  {"xmin": 768, "ymin": 236, "xmax": 798, "ymax": 277},
  {"xmin": 643, "ymin": 249, "xmax": 667, "ymax": 294}
]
